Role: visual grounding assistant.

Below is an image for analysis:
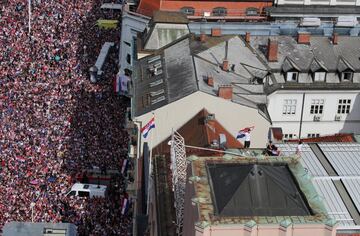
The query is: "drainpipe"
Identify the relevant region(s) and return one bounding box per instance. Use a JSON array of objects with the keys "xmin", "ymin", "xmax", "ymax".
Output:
[{"xmin": 298, "ymin": 93, "xmax": 306, "ymax": 139}]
